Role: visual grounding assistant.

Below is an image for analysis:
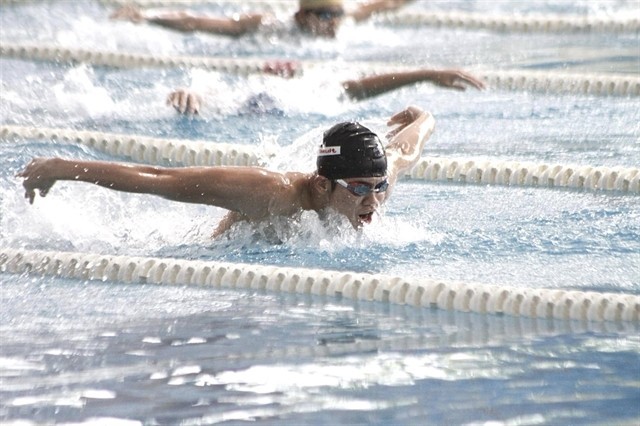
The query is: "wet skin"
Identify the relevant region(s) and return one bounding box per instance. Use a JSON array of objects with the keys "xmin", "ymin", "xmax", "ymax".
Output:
[{"xmin": 326, "ymin": 176, "xmax": 387, "ymax": 228}]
